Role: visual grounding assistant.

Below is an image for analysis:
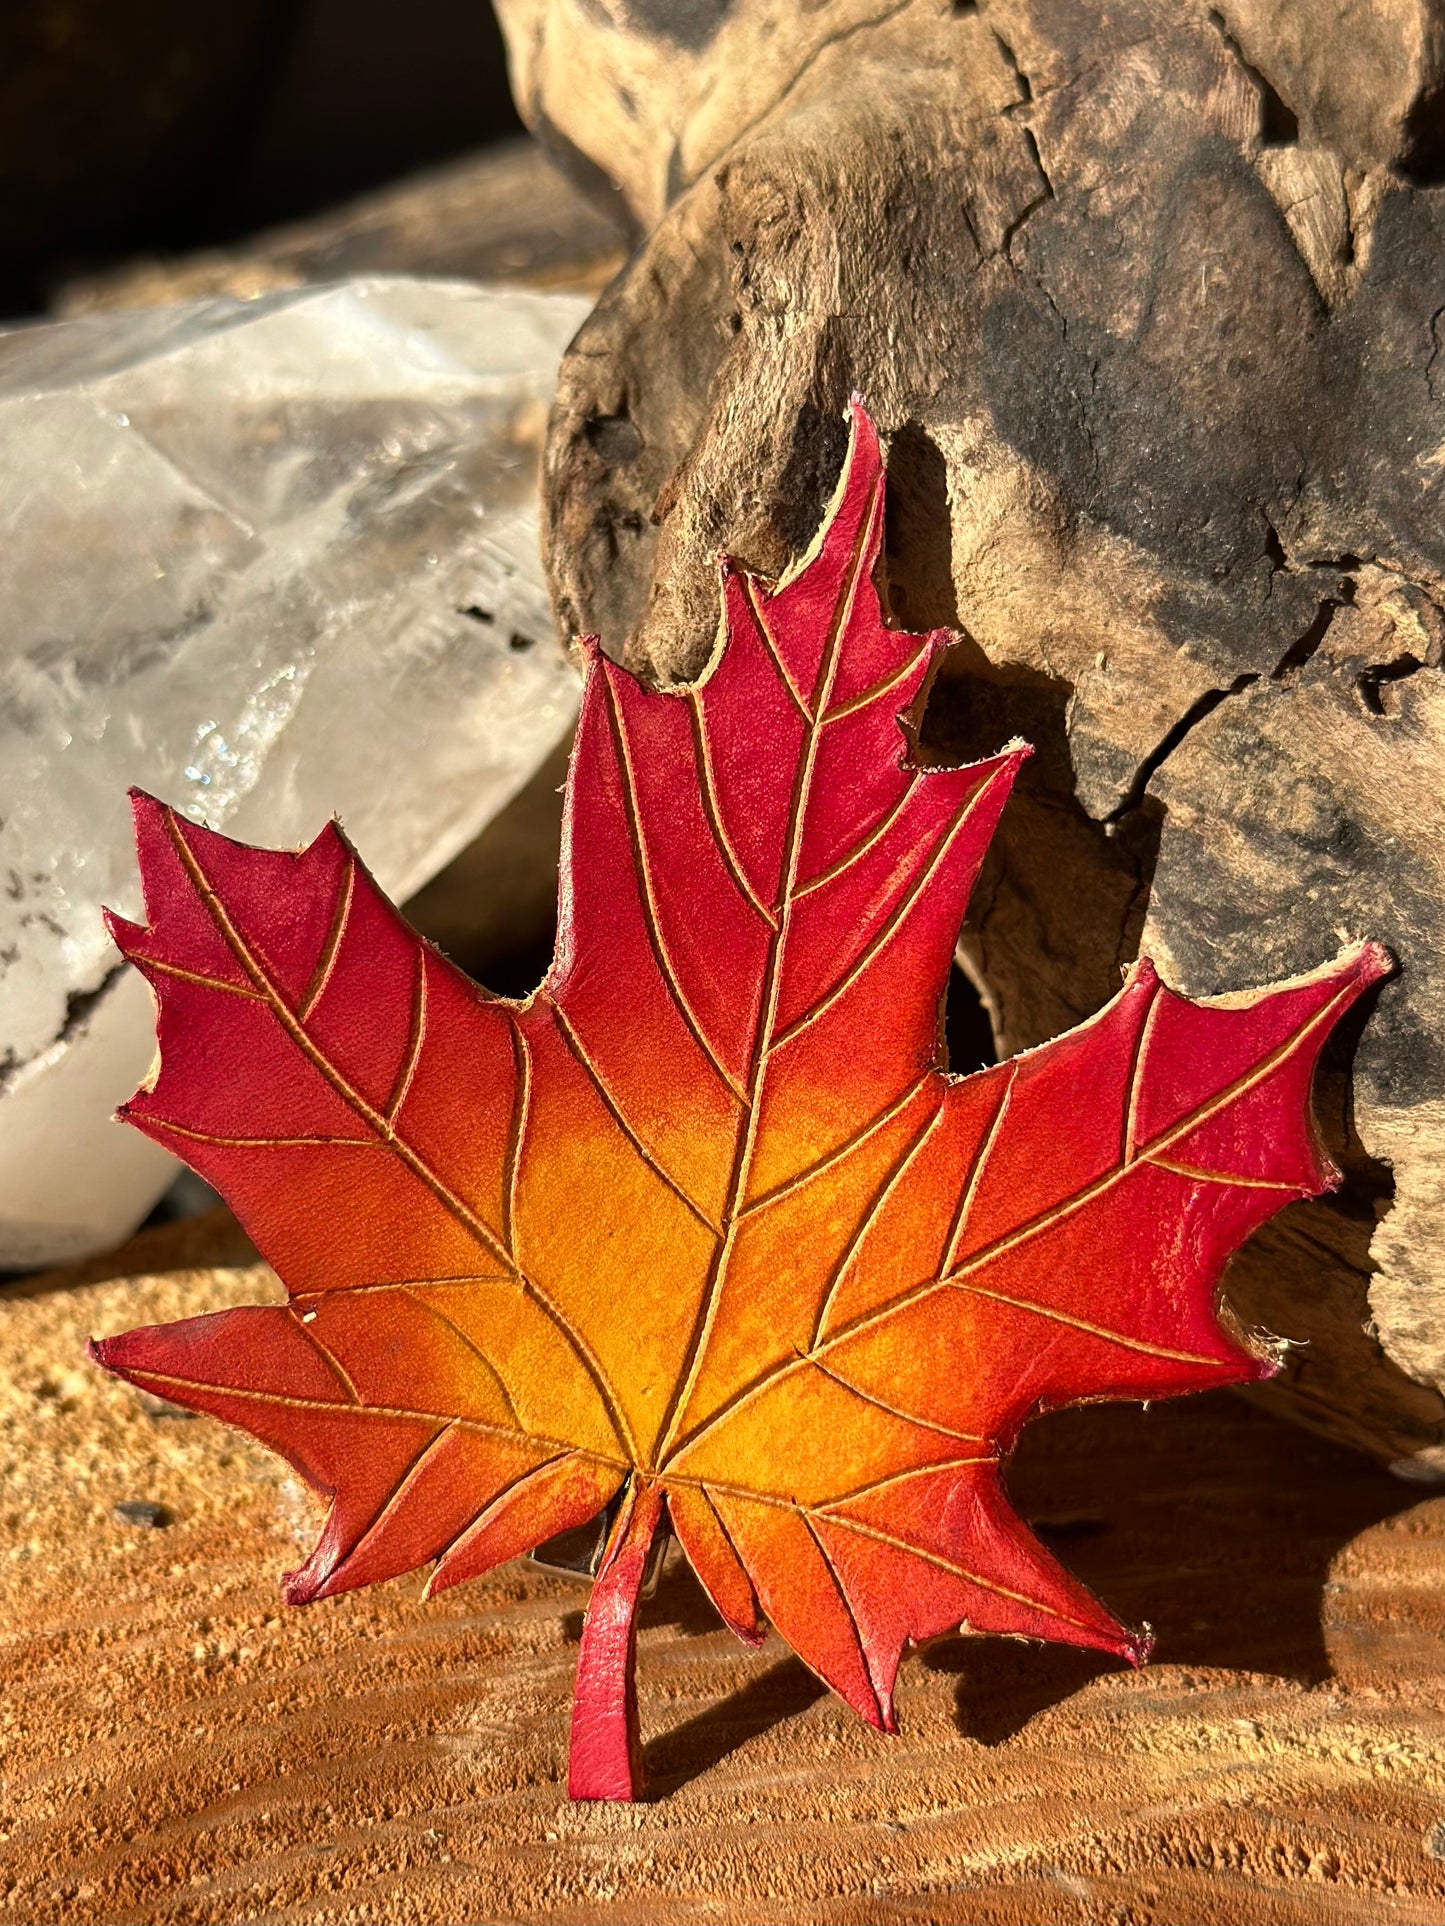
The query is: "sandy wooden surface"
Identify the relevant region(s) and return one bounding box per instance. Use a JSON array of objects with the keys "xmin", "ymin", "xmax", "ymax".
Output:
[{"xmin": 3, "ymin": 1262, "xmax": 1445, "ymax": 1924}]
